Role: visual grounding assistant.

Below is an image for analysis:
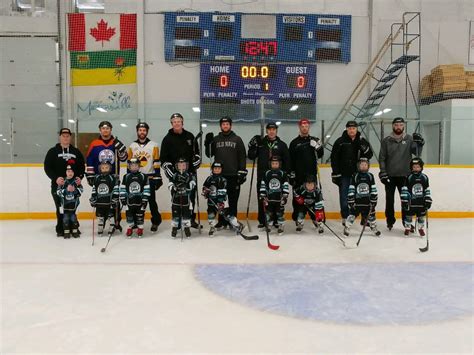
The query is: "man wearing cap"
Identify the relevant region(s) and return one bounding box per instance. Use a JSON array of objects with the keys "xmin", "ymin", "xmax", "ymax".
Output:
[
  {"xmin": 330, "ymin": 120, "xmax": 373, "ymax": 224},
  {"xmin": 128, "ymin": 122, "xmax": 163, "ymax": 232},
  {"xmin": 44, "ymin": 128, "xmax": 85, "ymax": 237},
  {"xmin": 85, "ymin": 121, "xmax": 128, "ymax": 231},
  {"xmin": 379, "ymin": 117, "xmax": 424, "ymax": 230},
  {"xmin": 248, "ymin": 121, "xmax": 290, "ymax": 228},
  {"xmin": 289, "ymin": 118, "xmax": 324, "ymax": 222},
  {"xmin": 204, "ymin": 116, "xmax": 247, "ymax": 229},
  {"xmin": 160, "ymin": 113, "xmax": 202, "ymax": 229}
]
